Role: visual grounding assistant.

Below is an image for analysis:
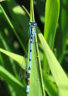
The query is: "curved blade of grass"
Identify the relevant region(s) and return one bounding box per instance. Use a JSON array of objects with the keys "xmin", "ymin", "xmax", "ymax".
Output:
[
  {"xmin": 0, "ymin": 48, "xmax": 26, "ymax": 70},
  {"xmin": 0, "ymin": 33, "xmax": 20, "ymax": 77},
  {"xmin": 0, "ymin": 33, "xmax": 26, "ymax": 74},
  {"xmin": 38, "ymin": 33, "xmax": 68, "ymax": 96},
  {"xmin": 0, "ymin": 65, "xmax": 26, "ymax": 96},
  {"xmin": 22, "ymin": 5, "xmax": 30, "ymax": 17},
  {"xmin": 43, "ymin": 0, "xmax": 60, "ymax": 74}
]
